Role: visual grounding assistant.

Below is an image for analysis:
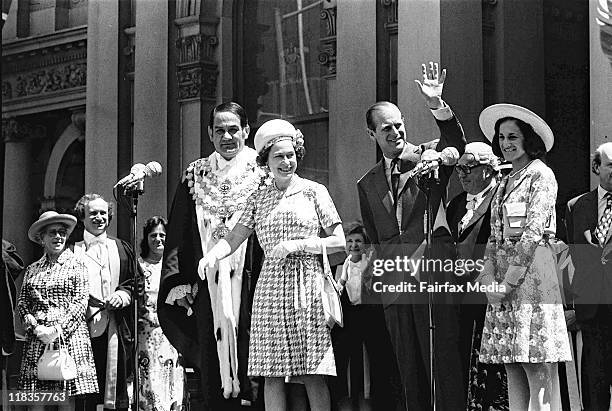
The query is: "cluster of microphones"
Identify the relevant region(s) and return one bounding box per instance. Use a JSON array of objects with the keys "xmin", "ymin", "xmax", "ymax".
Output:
[{"xmin": 113, "ymin": 161, "xmax": 163, "ymax": 190}]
